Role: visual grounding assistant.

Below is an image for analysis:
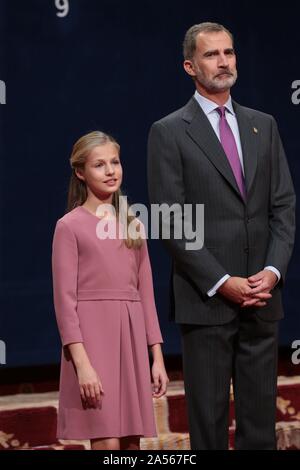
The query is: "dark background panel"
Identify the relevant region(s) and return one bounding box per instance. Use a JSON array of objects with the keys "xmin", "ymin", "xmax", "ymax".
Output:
[{"xmin": 0, "ymin": 0, "xmax": 299, "ymax": 366}]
